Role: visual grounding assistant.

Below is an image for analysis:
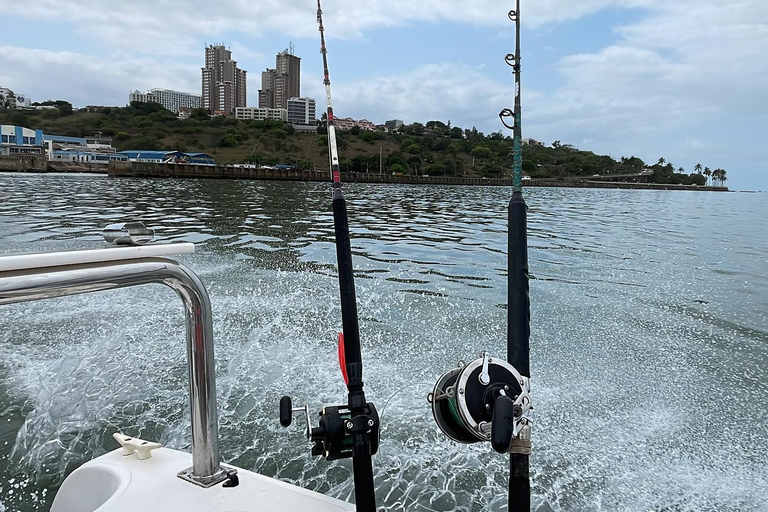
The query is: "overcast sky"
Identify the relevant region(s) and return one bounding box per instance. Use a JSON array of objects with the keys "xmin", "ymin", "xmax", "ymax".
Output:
[{"xmin": 0, "ymin": 0, "xmax": 766, "ymax": 190}]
